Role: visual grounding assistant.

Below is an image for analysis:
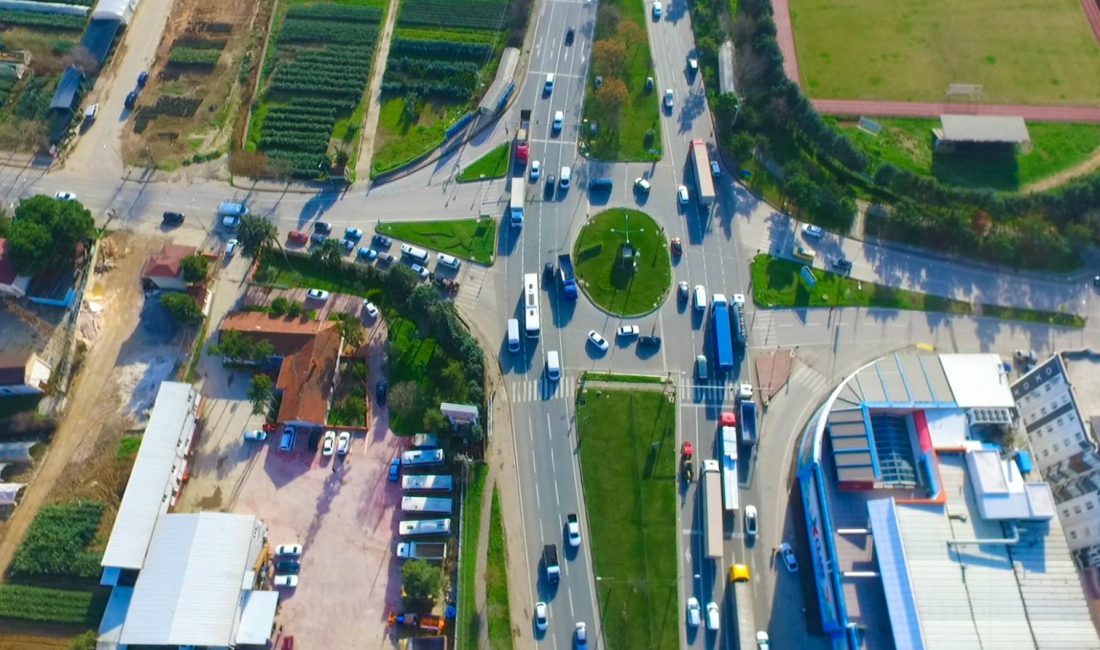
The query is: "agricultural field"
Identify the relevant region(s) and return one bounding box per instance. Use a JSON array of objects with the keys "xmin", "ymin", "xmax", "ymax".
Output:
[
  {"xmin": 10, "ymin": 500, "xmax": 104, "ymax": 580},
  {"xmin": 0, "ymin": 14, "xmax": 87, "ymax": 152},
  {"xmin": 124, "ymin": 0, "xmax": 264, "ymax": 168},
  {"xmin": 789, "ymin": 0, "xmax": 1100, "ymax": 105},
  {"xmin": 832, "ymin": 117, "xmax": 1100, "ymax": 191},
  {"xmin": 371, "ymin": 0, "xmax": 531, "ymax": 176},
  {"xmin": 245, "ymin": 0, "xmax": 386, "ymax": 179}
]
